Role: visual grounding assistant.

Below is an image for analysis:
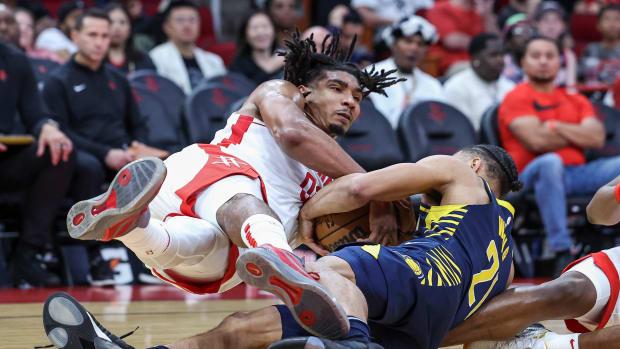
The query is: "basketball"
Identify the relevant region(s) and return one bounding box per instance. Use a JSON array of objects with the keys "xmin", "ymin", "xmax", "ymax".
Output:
[{"xmin": 314, "ymin": 201, "xmax": 417, "ymax": 252}]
